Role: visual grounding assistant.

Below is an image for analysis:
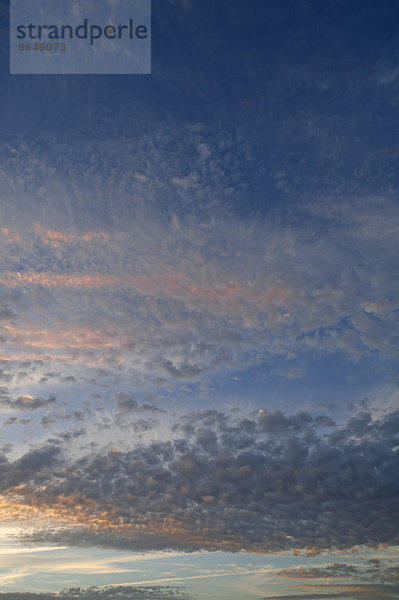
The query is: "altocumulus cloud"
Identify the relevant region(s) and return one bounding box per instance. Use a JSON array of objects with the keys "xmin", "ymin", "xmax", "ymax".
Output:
[
  {"xmin": 0, "ymin": 171, "xmax": 398, "ymax": 397},
  {"xmin": 1, "ymin": 407, "xmax": 397, "ymax": 554}
]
